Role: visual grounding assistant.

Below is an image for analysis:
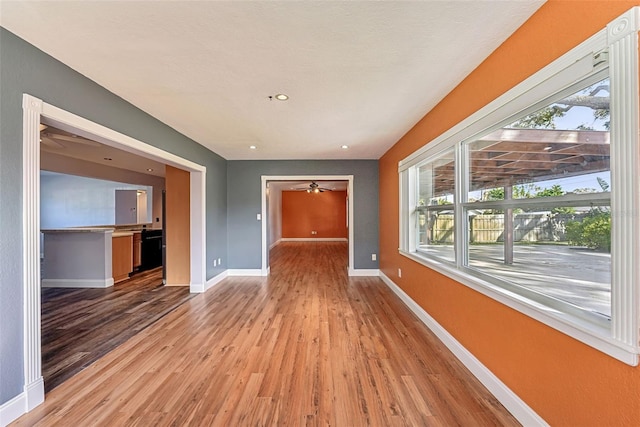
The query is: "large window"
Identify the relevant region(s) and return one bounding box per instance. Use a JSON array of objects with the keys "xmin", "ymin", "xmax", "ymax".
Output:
[
  {"xmin": 416, "ymin": 150, "xmax": 455, "ymax": 264},
  {"xmin": 398, "ymin": 9, "xmax": 639, "ymax": 364},
  {"xmin": 464, "ymin": 76, "xmax": 611, "ymax": 321}
]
